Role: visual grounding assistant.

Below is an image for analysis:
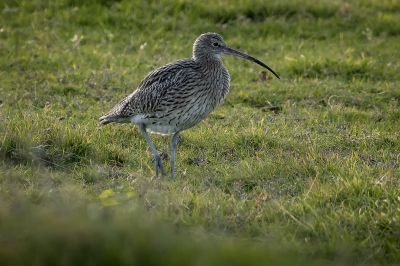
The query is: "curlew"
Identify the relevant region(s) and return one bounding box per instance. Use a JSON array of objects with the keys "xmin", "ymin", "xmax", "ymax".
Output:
[{"xmin": 99, "ymin": 32, "xmax": 280, "ymax": 179}]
